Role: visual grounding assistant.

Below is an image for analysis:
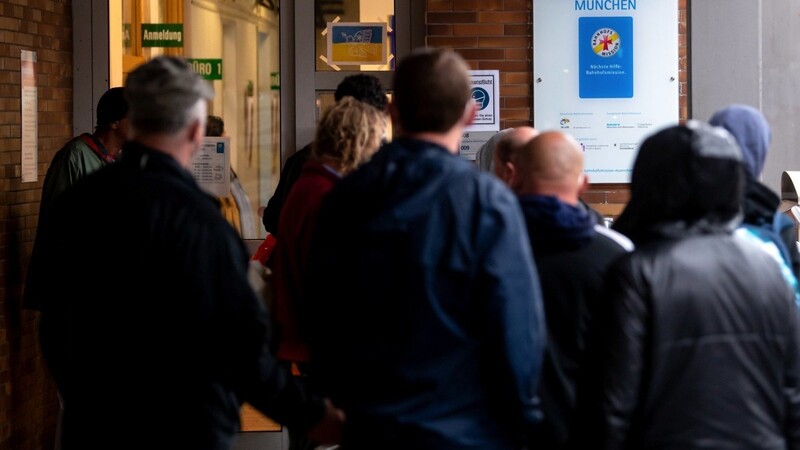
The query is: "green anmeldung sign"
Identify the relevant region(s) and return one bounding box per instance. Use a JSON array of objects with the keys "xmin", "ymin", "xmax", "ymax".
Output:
[
  {"xmin": 141, "ymin": 23, "xmax": 183, "ymax": 48},
  {"xmin": 187, "ymin": 59, "xmax": 223, "ymax": 80}
]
